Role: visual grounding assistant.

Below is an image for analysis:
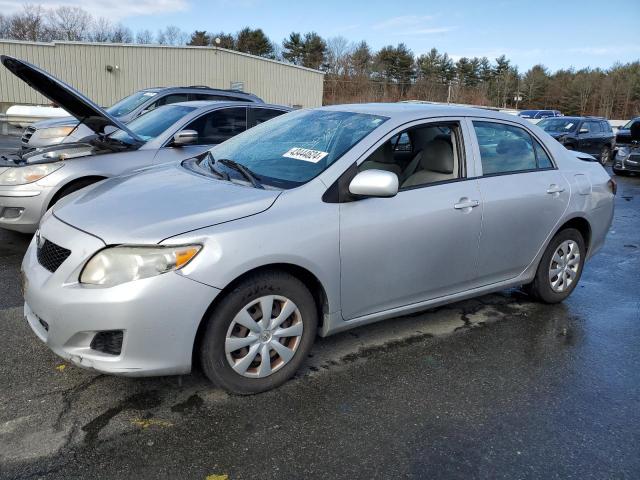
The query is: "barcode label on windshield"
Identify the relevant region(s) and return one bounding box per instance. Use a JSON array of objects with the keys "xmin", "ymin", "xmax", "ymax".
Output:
[{"xmin": 283, "ymin": 147, "xmax": 329, "ymax": 163}]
